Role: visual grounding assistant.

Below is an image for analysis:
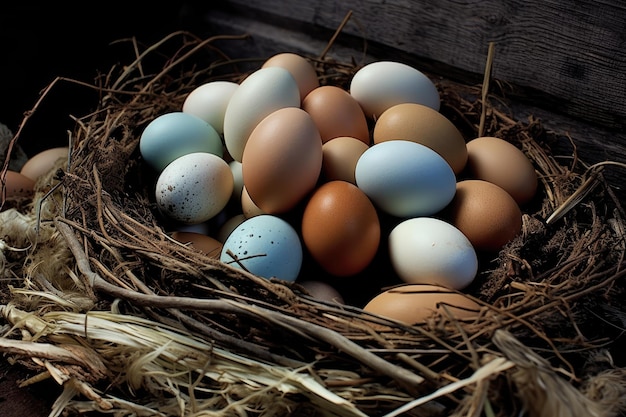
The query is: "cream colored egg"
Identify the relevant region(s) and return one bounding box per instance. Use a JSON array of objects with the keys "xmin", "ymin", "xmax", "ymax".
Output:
[{"xmin": 20, "ymin": 147, "xmax": 69, "ymax": 181}]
